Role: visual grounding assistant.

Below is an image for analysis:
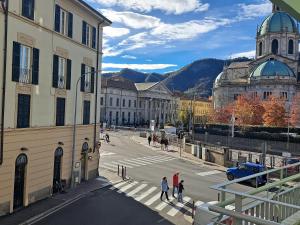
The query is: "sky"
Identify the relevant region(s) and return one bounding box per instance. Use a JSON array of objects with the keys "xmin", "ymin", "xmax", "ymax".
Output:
[{"xmin": 85, "ymin": 0, "xmax": 275, "ymax": 74}]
